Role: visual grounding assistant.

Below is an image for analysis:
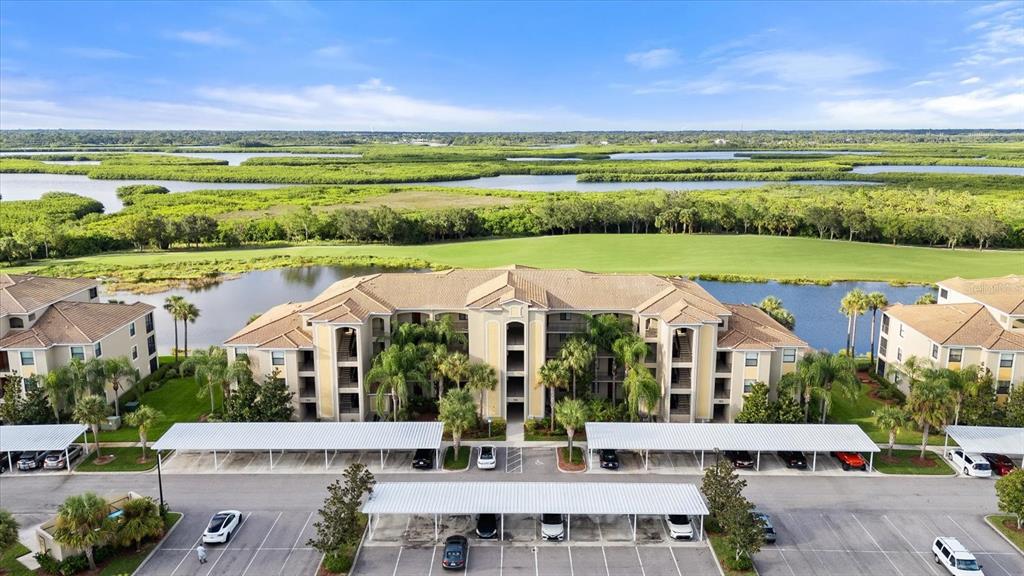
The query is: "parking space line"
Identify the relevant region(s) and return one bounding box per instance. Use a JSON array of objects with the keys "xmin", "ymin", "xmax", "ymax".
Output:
[
  {"xmin": 635, "ymin": 546, "xmax": 646, "ymax": 576},
  {"xmin": 568, "ymin": 545, "xmax": 574, "ymax": 576},
  {"xmin": 278, "ymin": 510, "xmax": 315, "ymax": 576},
  {"xmin": 241, "ymin": 512, "xmax": 282, "ymax": 576},
  {"xmin": 600, "ymin": 545, "xmax": 610, "ymax": 576},
  {"xmin": 169, "ymin": 533, "xmax": 204, "ymax": 576},
  {"xmin": 534, "ymin": 545, "xmax": 539, "ymax": 576},
  {"xmin": 852, "ymin": 513, "xmax": 904, "ymax": 576},
  {"xmin": 499, "ymin": 545, "xmax": 503, "ymax": 576},
  {"xmin": 946, "ymin": 515, "xmax": 1013, "ymax": 576},
  {"xmin": 883, "ymin": 515, "xmax": 941, "ymax": 576},
  {"xmin": 668, "ymin": 547, "xmax": 682, "ymax": 576},
  {"xmin": 205, "ymin": 513, "xmax": 251, "ymax": 576},
  {"xmin": 391, "ymin": 546, "xmax": 403, "ymax": 576},
  {"xmin": 429, "ymin": 545, "xmax": 436, "ymax": 576},
  {"xmin": 782, "ymin": 512, "xmax": 827, "ymax": 573},
  {"xmin": 776, "ymin": 549, "xmax": 797, "ymax": 576}
]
